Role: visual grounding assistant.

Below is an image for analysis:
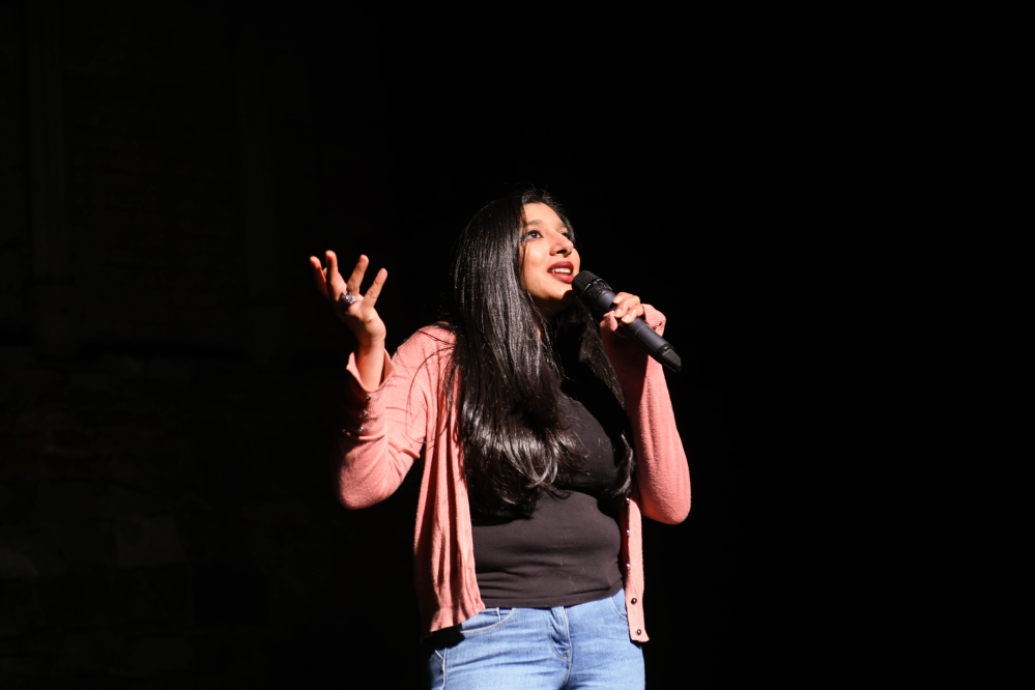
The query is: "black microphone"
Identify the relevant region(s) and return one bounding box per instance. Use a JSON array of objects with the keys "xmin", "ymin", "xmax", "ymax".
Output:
[{"xmin": 572, "ymin": 271, "xmax": 682, "ymax": 373}]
